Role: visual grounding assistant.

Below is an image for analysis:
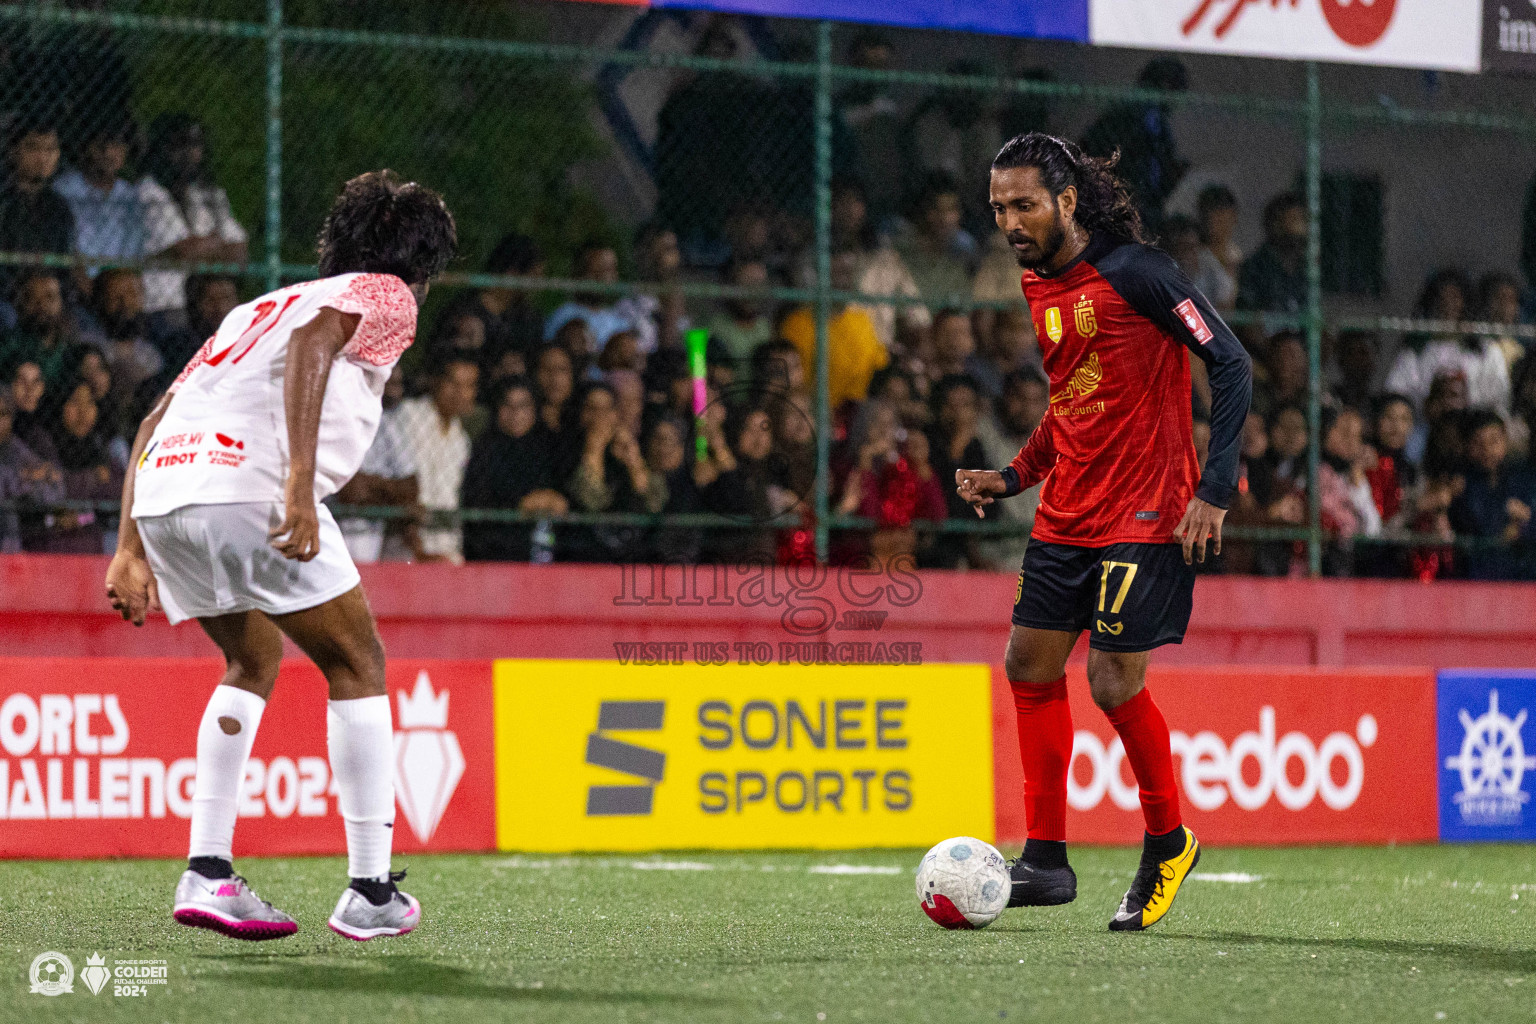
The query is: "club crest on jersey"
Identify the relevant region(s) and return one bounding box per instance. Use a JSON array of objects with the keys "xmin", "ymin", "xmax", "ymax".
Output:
[
  {"xmin": 1043, "ymin": 307, "xmax": 1063, "ymax": 344},
  {"xmin": 1073, "ymin": 295, "xmax": 1098, "ymax": 339},
  {"xmin": 1174, "ymin": 298, "xmax": 1214, "ymax": 344}
]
